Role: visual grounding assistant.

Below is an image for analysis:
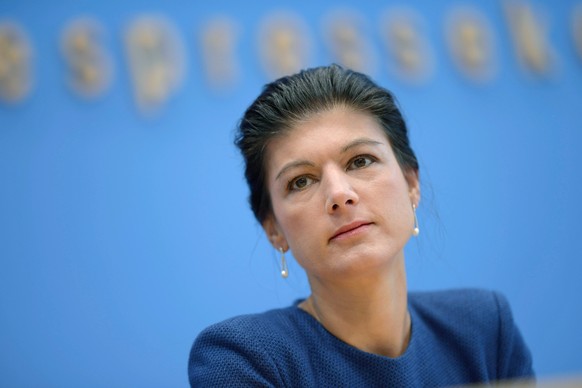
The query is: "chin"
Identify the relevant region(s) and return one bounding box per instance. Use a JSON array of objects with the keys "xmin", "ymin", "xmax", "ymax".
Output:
[{"xmin": 329, "ymin": 248, "xmax": 401, "ymax": 277}]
